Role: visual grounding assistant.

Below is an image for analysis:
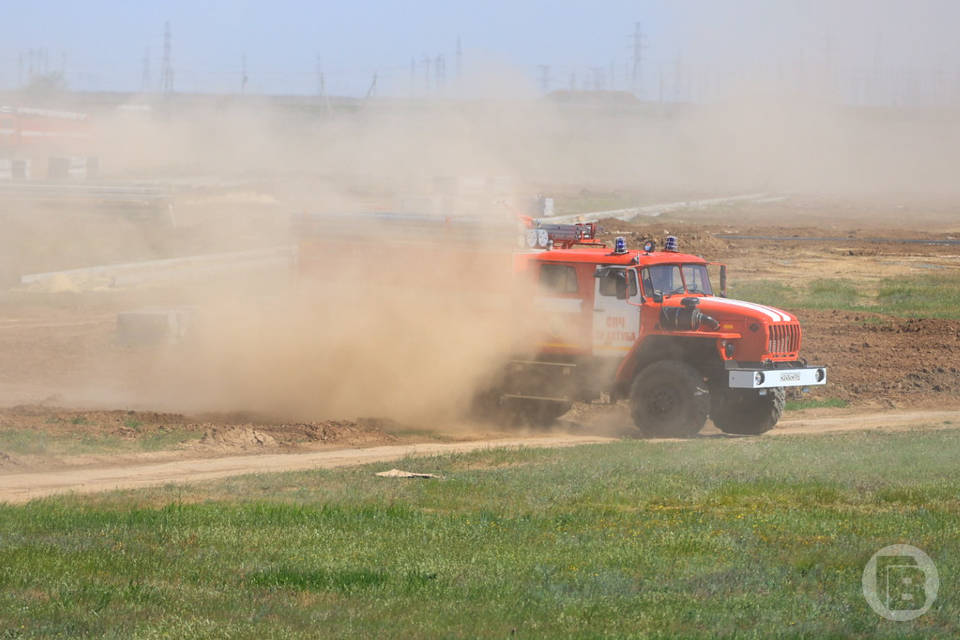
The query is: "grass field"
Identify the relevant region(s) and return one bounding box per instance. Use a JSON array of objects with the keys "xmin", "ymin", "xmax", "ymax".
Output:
[
  {"xmin": 730, "ymin": 272, "xmax": 960, "ymax": 320},
  {"xmin": 1, "ymin": 428, "xmax": 958, "ymax": 638}
]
